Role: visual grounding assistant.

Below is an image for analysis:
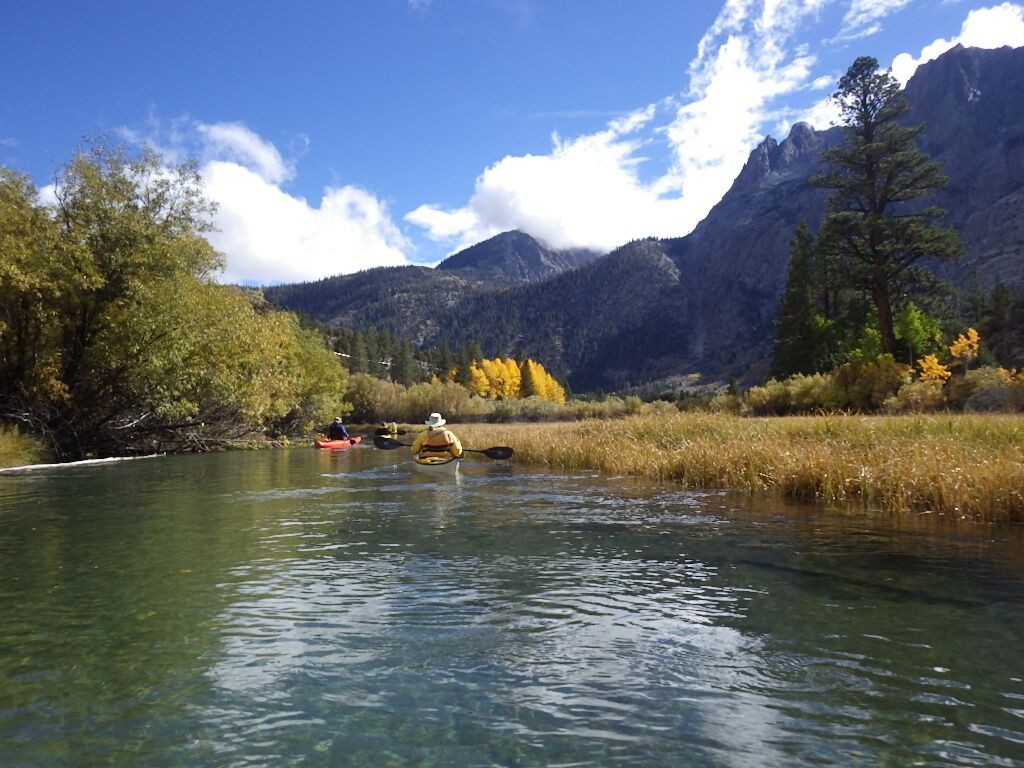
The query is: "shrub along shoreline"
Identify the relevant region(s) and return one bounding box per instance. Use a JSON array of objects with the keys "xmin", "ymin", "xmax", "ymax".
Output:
[
  {"xmin": 454, "ymin": 412, "xmax": 1024, "ymax": 523},
  {"xmin": 0, "ymin": 426, "xmax": 49, "ymax": 469}
]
